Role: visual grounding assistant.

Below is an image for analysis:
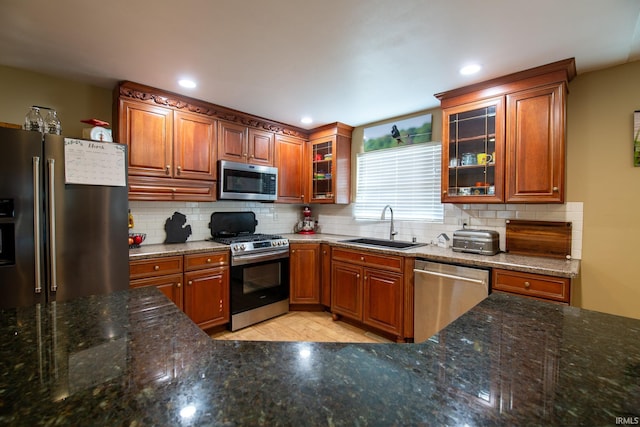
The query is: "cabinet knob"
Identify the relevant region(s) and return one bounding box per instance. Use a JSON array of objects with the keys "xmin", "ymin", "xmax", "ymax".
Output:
[
  {"xmin": 177, "ymin": 282, "xmax": 182, "ymax": 288},
  {"xmin": 154, "ymin": 265, "xmax": 160, "ymax": 271},
  {"xmin": 443, "ymin": 190, "xmax": 447, "ymax": 195},
  {"xmin": 206, "ymin": 258, "xmax": 212, "ymax": 263},
  {"xmin": 188, "ymin": 280, "xmax": 193, "ymax": 286},
  {"xmin": 553, "ymin": 186, "xmax": 559, "ymax": 192},
  {"xmin": 360, "ymin": 256, "xmax": 364, "ymax": 261},
  {"xmin": 300, "ymin": 195, "xmax": 304, "ymax": 199},
  {"xmin": 165, "ymin": 165, "xmax": 171, "ymax": 175},
  {"xmin": 524, "ymin": 281, "xmax": 531, "ymax": 289},
  {"xmin": 243, "ymin": 153, "xmax": 248, "ymax": 157},
  {"xmin": 356, "ymin": 274, "xmax": 360, "ymax": 278},
  {"xmin": 177, "ymin": 166, "xmax": 182, "ymax": 175},
  {"xmin": 291, "ymin": 249, "xmax": 295, "ymax": 253}
]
